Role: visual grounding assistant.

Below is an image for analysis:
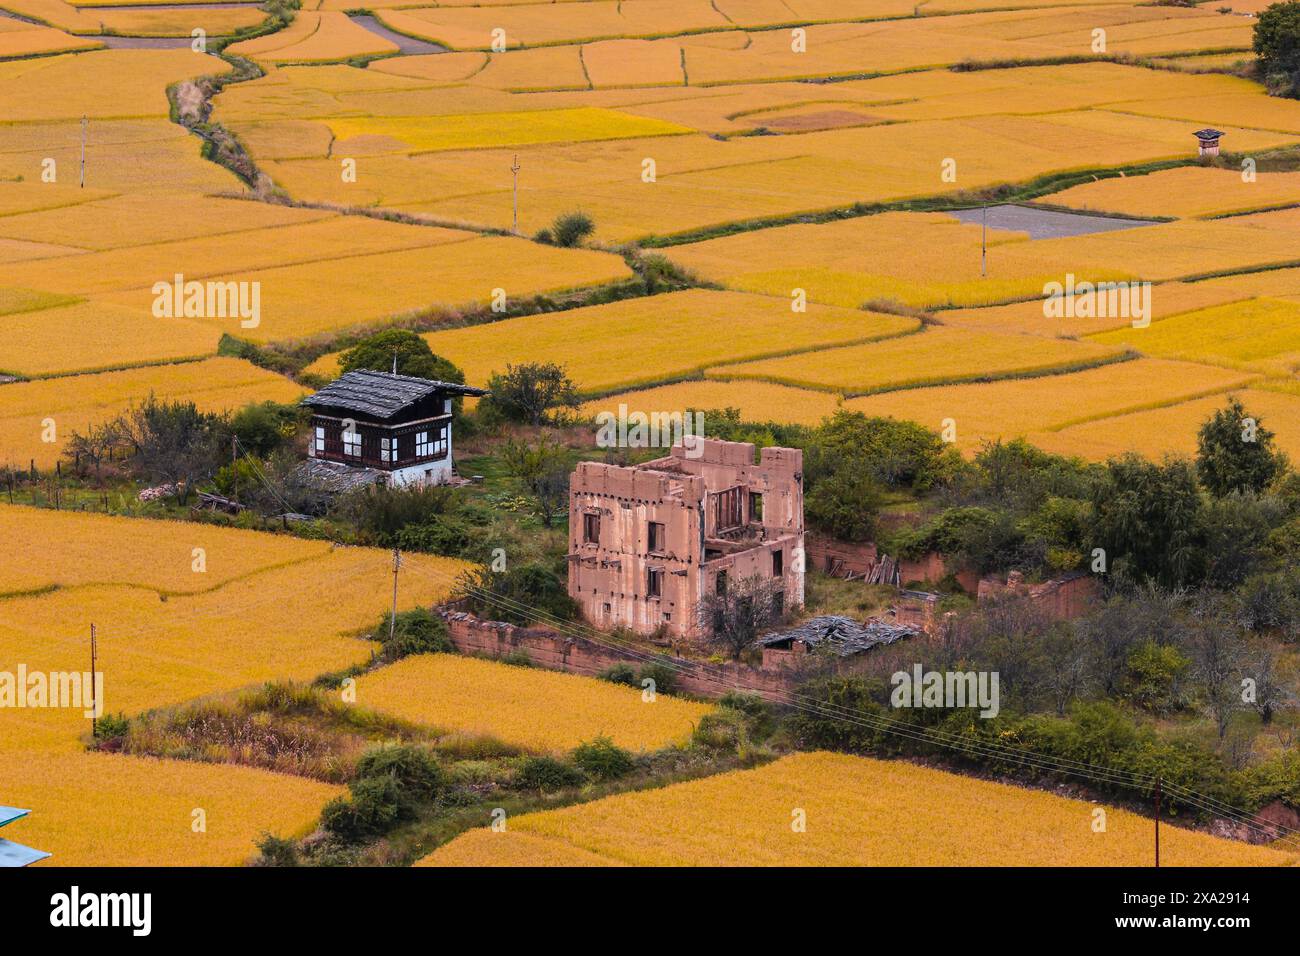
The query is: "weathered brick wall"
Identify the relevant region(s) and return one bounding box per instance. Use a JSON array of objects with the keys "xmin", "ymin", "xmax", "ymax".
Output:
[
  {"xmin": 439, "ymin": 609, "xmax": 800, "ymax": 702},
  {"xmin": 805, "ymin": 533, "xmax": 877, "ymax": 576}
]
